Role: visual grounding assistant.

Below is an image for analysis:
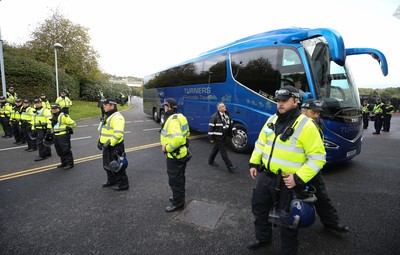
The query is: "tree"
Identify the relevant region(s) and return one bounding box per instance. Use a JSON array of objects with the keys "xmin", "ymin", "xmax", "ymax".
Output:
[{"xmin": 25, "ymin": 9, "xmax": 101, "ymax": 82}]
